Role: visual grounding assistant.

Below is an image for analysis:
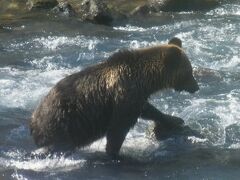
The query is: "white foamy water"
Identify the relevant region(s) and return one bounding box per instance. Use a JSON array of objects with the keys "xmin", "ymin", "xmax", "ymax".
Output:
[
  {"xmin": 221, "ymin": 55, "xmax": 240, "ymax": 70},
  {"xmin": 0, "ymin": 66, "xmax": 81, "ymax": 109},
  {"xmin": 8, "ymin": 35, "xmax": 101, "ymax": 52},
  {"xmin": 178, "ymin": 89, "xmax": 240, "ymax": 147},
  {"xmin": 215, "ymin": 90, "xmax": 240, "ymax": 126},
  {"xmin": 114, "ymin": 25, "xmax": 160, "ymax": 32},
  {"xmin": 0, "ymin": 150, "xmax": 86, "ymax": 172},
  {"xmin": 207, "ymin": 4, "xmax": 240, "ymax": 16},
  {"xmin": 32, "ymin": 35, "xmax": 100, "ymax": 51}
]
